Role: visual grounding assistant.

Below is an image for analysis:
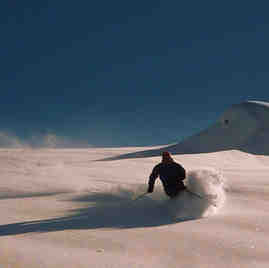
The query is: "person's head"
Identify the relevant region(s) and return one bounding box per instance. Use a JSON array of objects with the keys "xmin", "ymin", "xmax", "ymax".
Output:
[{"xmin": 161, "ymin": 151, "xmax": 174, "ymax": 163}]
